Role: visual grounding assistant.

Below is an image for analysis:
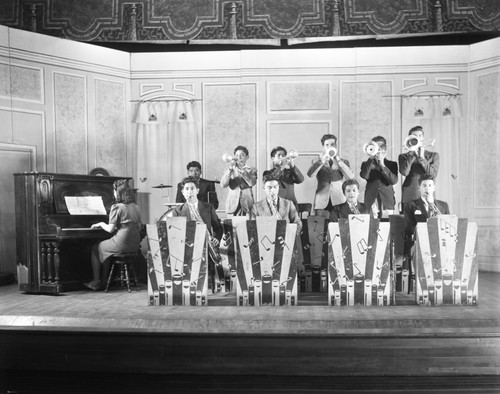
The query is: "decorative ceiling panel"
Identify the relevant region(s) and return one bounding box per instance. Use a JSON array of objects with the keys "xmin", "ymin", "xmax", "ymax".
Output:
[{"xmin": 0, "ymin": 0, "xmax": 498, "ymax": 43}]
